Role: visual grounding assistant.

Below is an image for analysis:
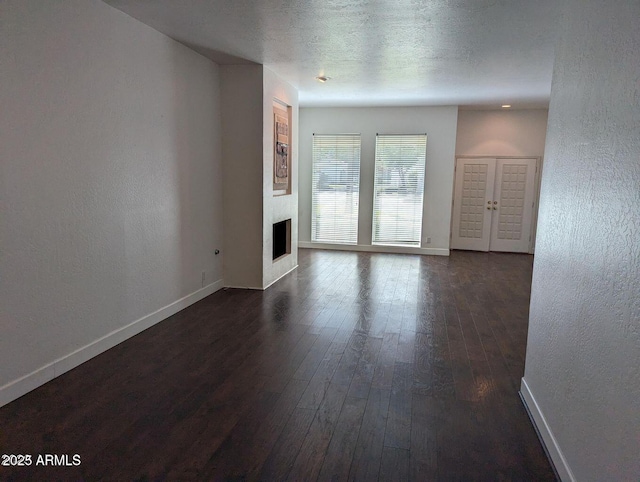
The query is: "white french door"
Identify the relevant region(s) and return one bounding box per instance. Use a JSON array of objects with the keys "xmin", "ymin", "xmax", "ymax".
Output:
[
  {"xmin": 451, "ymin": 157, "xmax": 538, "ymax": 253},
  {"xmin": 450, "ymin": 158, "xmax": 496, "ymax": 251}
]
